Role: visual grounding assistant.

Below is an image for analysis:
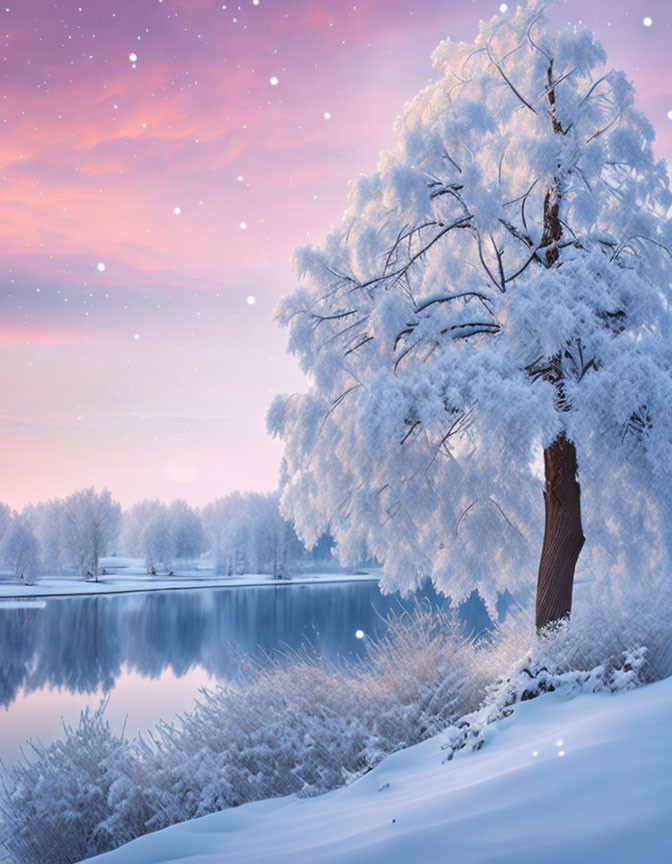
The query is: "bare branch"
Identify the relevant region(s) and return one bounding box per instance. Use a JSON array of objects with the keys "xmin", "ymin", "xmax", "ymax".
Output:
[
  {"xmin": 490, "ymin": 233, "xmax": 506, "ymax": 290},
  {"xmin": 611, "ymin": 234, "xmax": 672, "ymax": 262},
  {"xmin": 400, "ymin": 421, "xmax": 421, "ymax": 445},
  {"xmin": 498, "ymin": 218, "xmax": 533, "ymax": 249},
  {"xmin": 587, "ymin": 113, "xmax": 621, "ymax": 143},
  {"xmin": 504, "ymin": 246, "xmax": 543, "ymax": 284},
  {"xmin": 526, "ymin": 15, "xmax": 552, "ymax": 63},
  {"xmin": 442, "ymin": 150, "xmax": 463, "ymax": 174},
  {"xmin": 343, "ymin": 335, "xmax": 374, "ymax": 357},
  {"xmin": 441, "ymin": 322, "xmax": 501, "ymax": 339},
  {"xmin": 578, "ymin": 72, "xmax": 612, "ymax": 109},
  {"xmin": 486, "ymin": 41, "xmax": 537, "ymax": 115},
  {"xmin": 474, "ymin": 228, "xmax": 505, "ymax": 293},
  {"xmin": 414, "ymin": 292, "xmax": 495, "ymax": 314}
]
